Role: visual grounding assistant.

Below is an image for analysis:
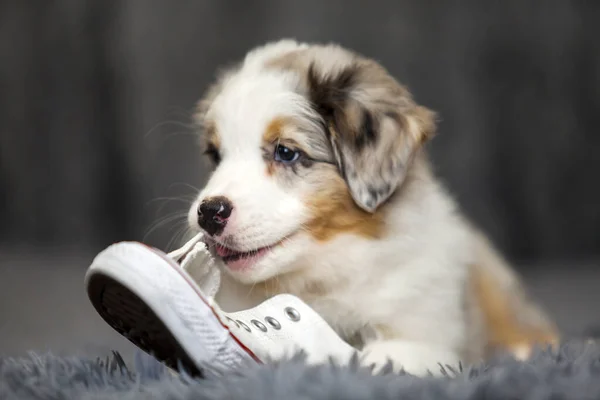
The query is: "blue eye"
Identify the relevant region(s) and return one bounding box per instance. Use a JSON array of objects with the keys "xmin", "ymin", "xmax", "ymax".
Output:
[{"xmin": 274, "ymin": 144, "xmax": 300, "ymax": 163}]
